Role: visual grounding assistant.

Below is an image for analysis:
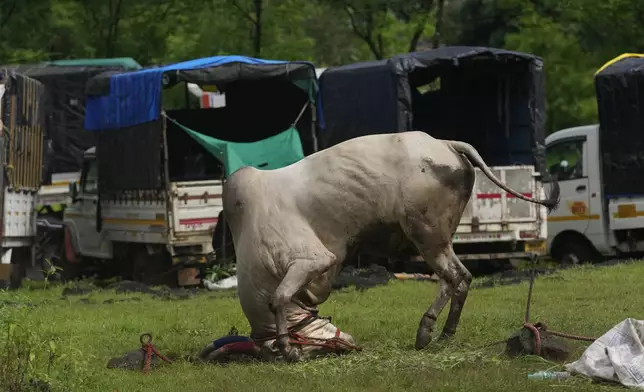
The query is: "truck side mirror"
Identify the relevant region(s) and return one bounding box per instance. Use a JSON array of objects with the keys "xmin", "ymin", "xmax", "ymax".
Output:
[{"xmin": 69, "ymin": 181, "xmax": 79, "ymax": 202}]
